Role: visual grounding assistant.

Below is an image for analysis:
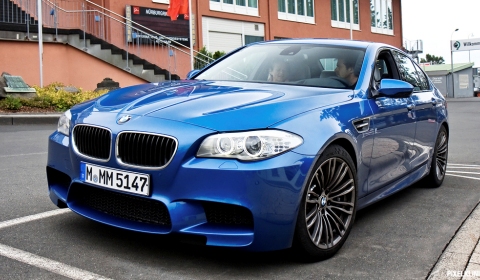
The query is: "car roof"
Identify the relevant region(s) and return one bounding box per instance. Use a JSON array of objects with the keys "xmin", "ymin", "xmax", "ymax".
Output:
[{"xmin": 251, "ymin": 38, "xmax": 387, "ymax": 50}]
